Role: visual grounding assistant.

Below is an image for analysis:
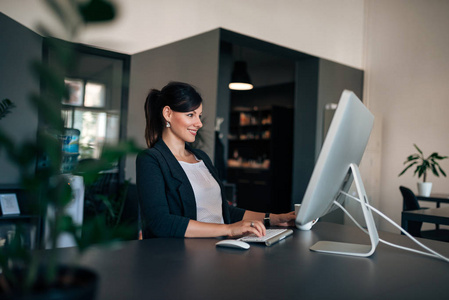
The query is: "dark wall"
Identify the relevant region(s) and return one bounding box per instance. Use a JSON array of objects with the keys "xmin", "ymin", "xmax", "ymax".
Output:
[
  {"xmin": 292, "ymin": 58, "xmax": 320, "ymax": 208},
  {"xmin": 0, "ymin": 13, "xmax": 42, "ymax": 186},
  {"xmin": 316, "ymin": 59, "xmax": 364, "ymax": 155},
  {"xmin": 216, "ymin": 41, "xmax": 233, "ymax": 175}
]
